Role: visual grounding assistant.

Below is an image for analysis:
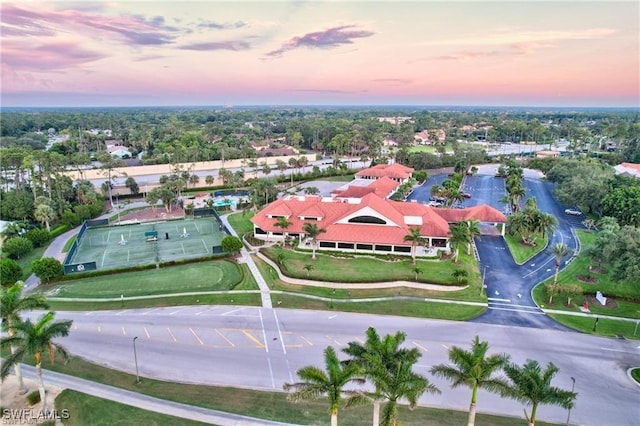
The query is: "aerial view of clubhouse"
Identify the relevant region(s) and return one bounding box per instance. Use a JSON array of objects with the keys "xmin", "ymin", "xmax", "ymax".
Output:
[{"xmin": 252, "ymin": 163, "xmax": 506, "ymax": 256}]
